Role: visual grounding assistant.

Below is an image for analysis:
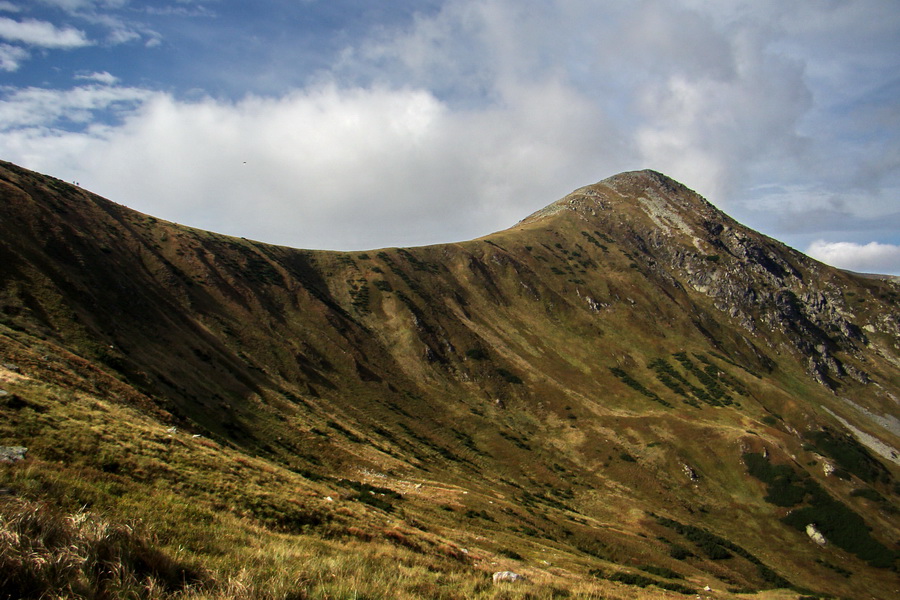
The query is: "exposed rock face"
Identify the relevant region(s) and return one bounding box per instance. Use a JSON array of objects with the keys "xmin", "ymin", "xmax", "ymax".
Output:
[{"xmin": 526, "ymin": 170, "xmax": 894, "ymax": 388}]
